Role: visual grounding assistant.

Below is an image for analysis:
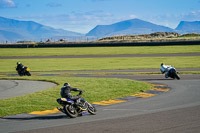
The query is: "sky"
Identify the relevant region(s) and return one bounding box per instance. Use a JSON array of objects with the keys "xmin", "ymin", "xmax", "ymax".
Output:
[{"xmin": 0, "ymin": 0, "xmax": 200, "ymax": 33}]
